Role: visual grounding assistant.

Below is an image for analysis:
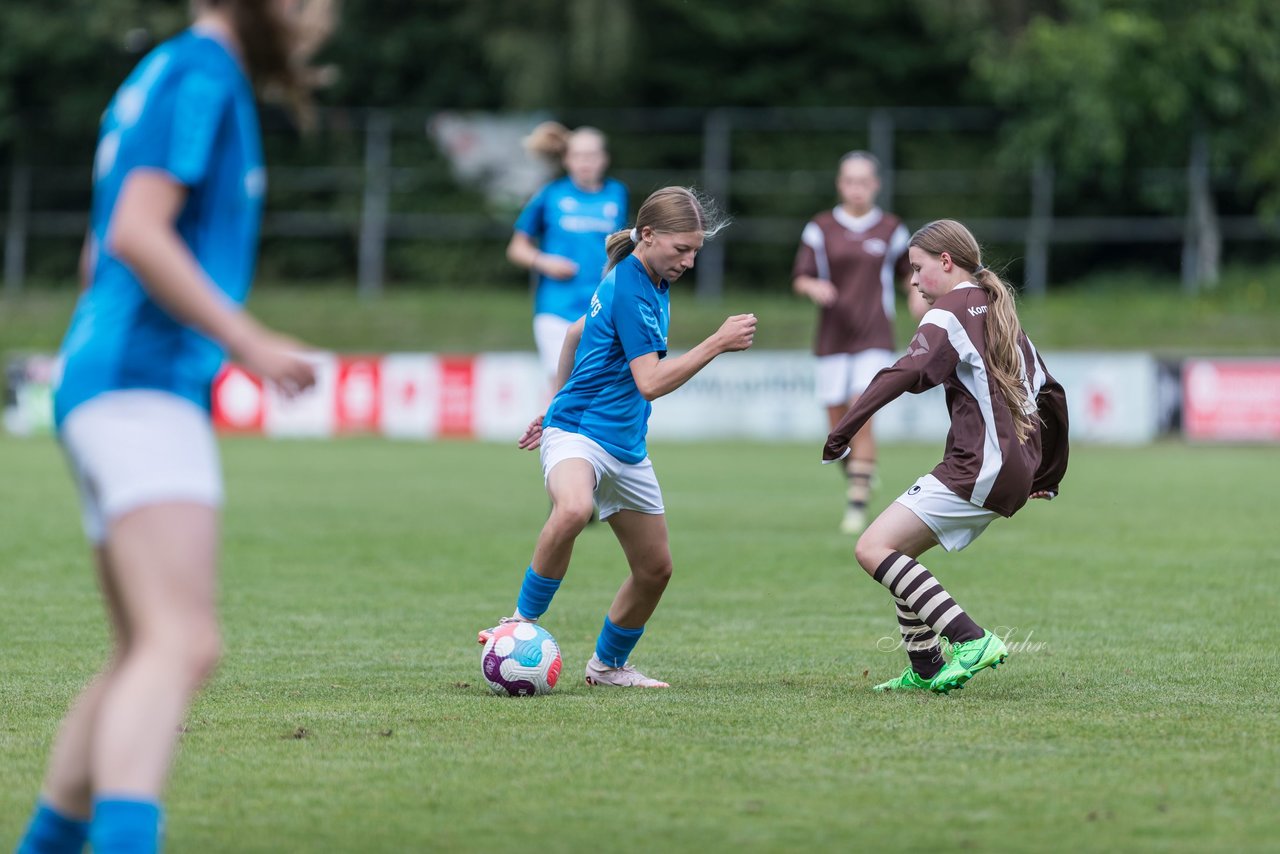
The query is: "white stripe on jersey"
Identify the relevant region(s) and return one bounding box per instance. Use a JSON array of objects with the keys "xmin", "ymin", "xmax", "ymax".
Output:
[
  {"xmin": 1018, "ymin": 335, "xmax": 1047, "ymax": 416},
  {"xmin": 801, "ymin": 221, "xmax": 830, "ymax": 282},
  {"xmin": 920, "ymin": 306, "xmax": 1004, "ymax": 507}
]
